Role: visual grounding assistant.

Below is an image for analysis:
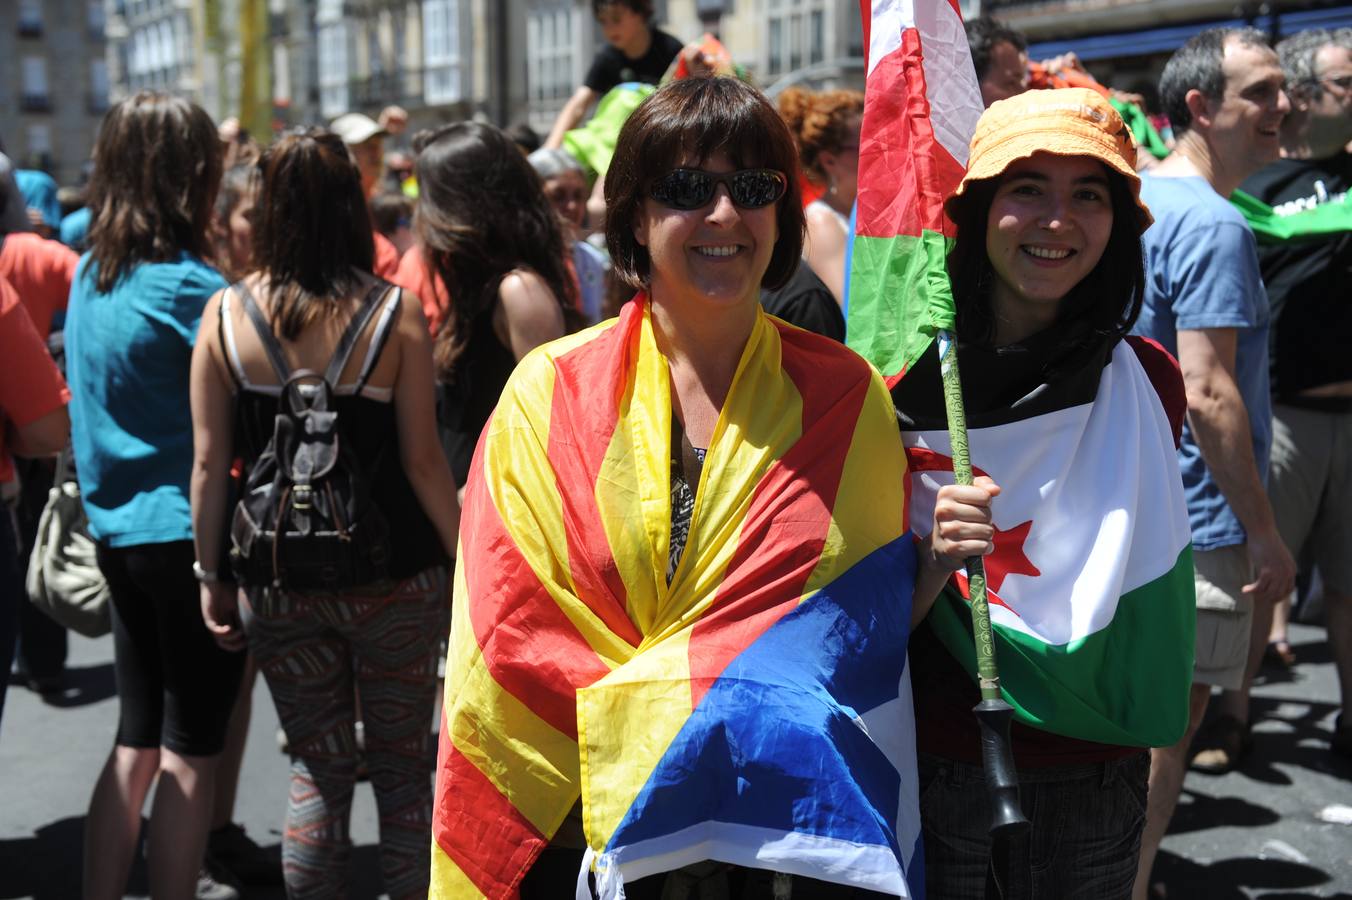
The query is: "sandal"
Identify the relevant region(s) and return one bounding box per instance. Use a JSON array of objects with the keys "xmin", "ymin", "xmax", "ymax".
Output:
[
  {"xmin": 1190, "ymin": 714, "xmax": 1253, "ymax": 774},
  {"xmin": 1265, "ymin": 639, "xmax": 1297, "ymax": 668}
]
